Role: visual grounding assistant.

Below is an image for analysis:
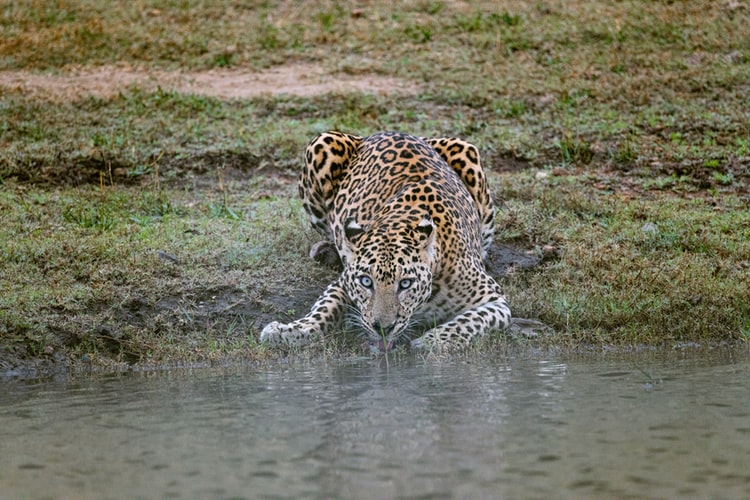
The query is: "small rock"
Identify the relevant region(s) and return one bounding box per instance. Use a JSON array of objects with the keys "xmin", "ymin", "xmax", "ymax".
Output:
[
  {"xmin": 541, "ymin": 244, "xmax": 557, "ymax": 257},
  {"xmin": 157, "ymin": 250, "xmax": 179, "ymax": 264}
]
